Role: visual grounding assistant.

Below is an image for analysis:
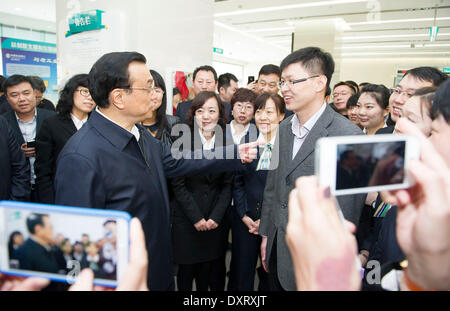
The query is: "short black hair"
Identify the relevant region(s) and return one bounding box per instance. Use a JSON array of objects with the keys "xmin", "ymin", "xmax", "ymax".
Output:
[
  {"xmin": 432, "ymin": 79, "xmax": 450, "ymax": 123},
  {"xmin": 360, "ymin": 84, "xmax": 390, "ymax": 109},
  {"xmin": 280, "ymin": 47, "xmax": 335, "ymax": 89},
  {"xmin": 28, "ymin": 76, "xmax": 46, "ymax": 93},
  {"xmin": 333, "ymin": 81, "xmax": 357, "ymax": 94},
  {"xmin": 359, "ymin": 82, "xmax": 370, "ymax": 90},
  {"xmin": 173, "ymin": 87, "xmax": 181, "ymax": 96},
  {"xmin": 193, "ymin": 65, "xmax": 217, "ymax": 82},
  {"xmin": 26, "ymin": 213, "xmax": 48, "ymax": 234},
  {"xmin": 103, "ymin": 219, "xmax": 117, "ymax": 227},
  {"xmin": 89, "ymin": 52, "xmax": 147, "ymax": 108},
  {"xmin": 3, "ymin": 75, "xmax": 34, "ymax": 94},
  {"xmin": 56, "ymin": 74, "xmax": 90, "ymax": 119},
  {"xmin": 403, "ymin": 67, "xmax": 448, "ymax": 87},
  {"xmin": 258, "ymin": 64, "xmax": 281, "ymax": 79},
  {"xmin": 0, "ymin": 75, "xmax": 7, "ymax": 92},
  {"xmin": 345, "ymin": 80, "xmax": 359, "ymax": 93},
  {"xmin": 218, "ymin": 73, "xmax": 238, "ymax": 92},
  {"xmin": 346, "ymin": 93, "xmax": 360, "ymax": 109}
]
